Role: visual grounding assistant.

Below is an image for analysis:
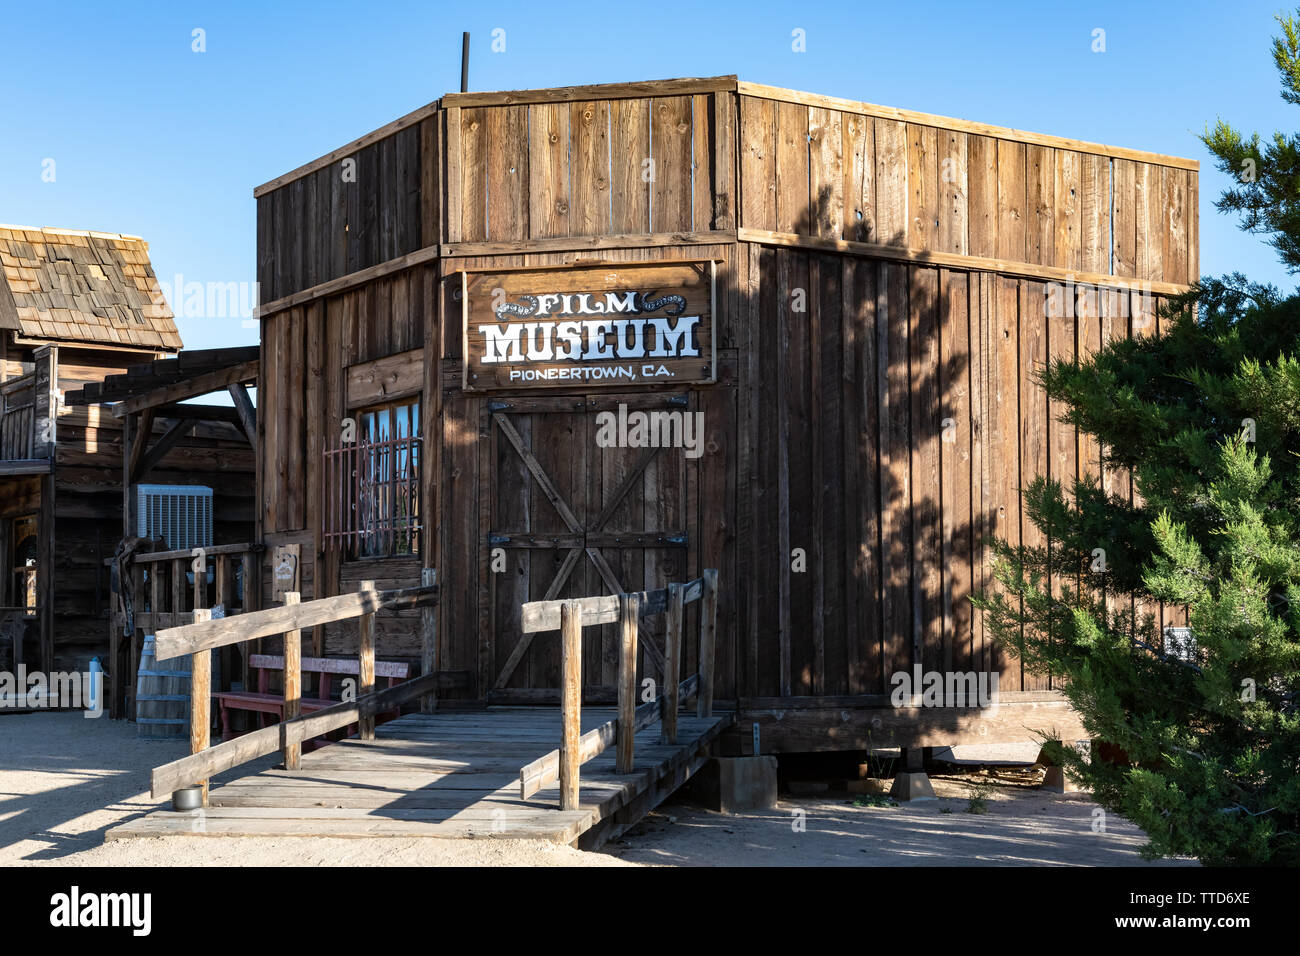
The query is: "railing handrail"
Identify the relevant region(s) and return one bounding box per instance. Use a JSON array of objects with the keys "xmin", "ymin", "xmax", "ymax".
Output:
[
  {"xmin": 519, "ymin": 577, "xmax": 706, "ymax": 633},
  {"xmin": 126, "ymin": 541, "xmax": 263, "ymax": 565},
  {"xmin": 516, "ymin": 569, "xmax": 720, "ymax": 809},
  {"xmin": 150, "ymin": 571, "xmax": 441, "ymax": 803},
  {"xmin": 153, "ymin": 582, "xmax": 438, "ymax": 661}
]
